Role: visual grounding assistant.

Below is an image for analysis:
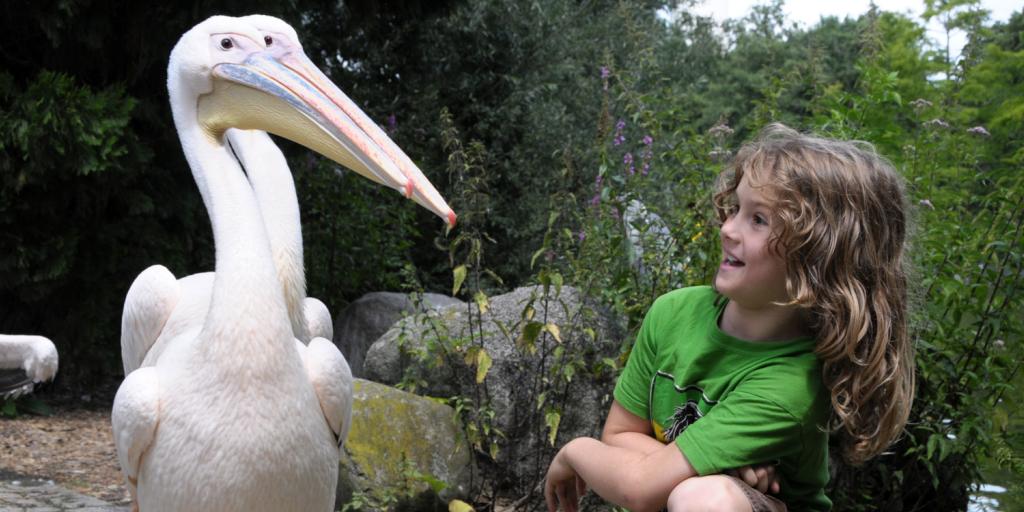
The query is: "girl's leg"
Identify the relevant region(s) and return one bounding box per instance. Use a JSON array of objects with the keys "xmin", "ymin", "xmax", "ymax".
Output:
[{"xmin": 666, "ymin": 474, "xmax": 786, "ymax": 512}]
